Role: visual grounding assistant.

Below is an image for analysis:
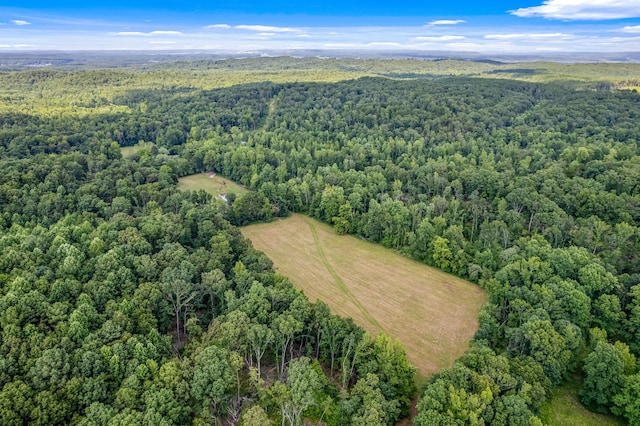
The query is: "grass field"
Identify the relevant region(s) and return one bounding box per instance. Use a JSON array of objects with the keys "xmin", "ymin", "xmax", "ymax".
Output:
[
  {"xmin": 120, "ymin": 142, "xmax": 155, "ymax": 158},
  {"xmin": 177, "ymin": 173, "xmax": 249, "ymax": 199},
  {"xmin": 539, "ymin": 376, "xmax": 625, "ymax": 426},
  {"xmin": 241, "ymin": 214, "xmax": 487, "ymax": 377}
]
